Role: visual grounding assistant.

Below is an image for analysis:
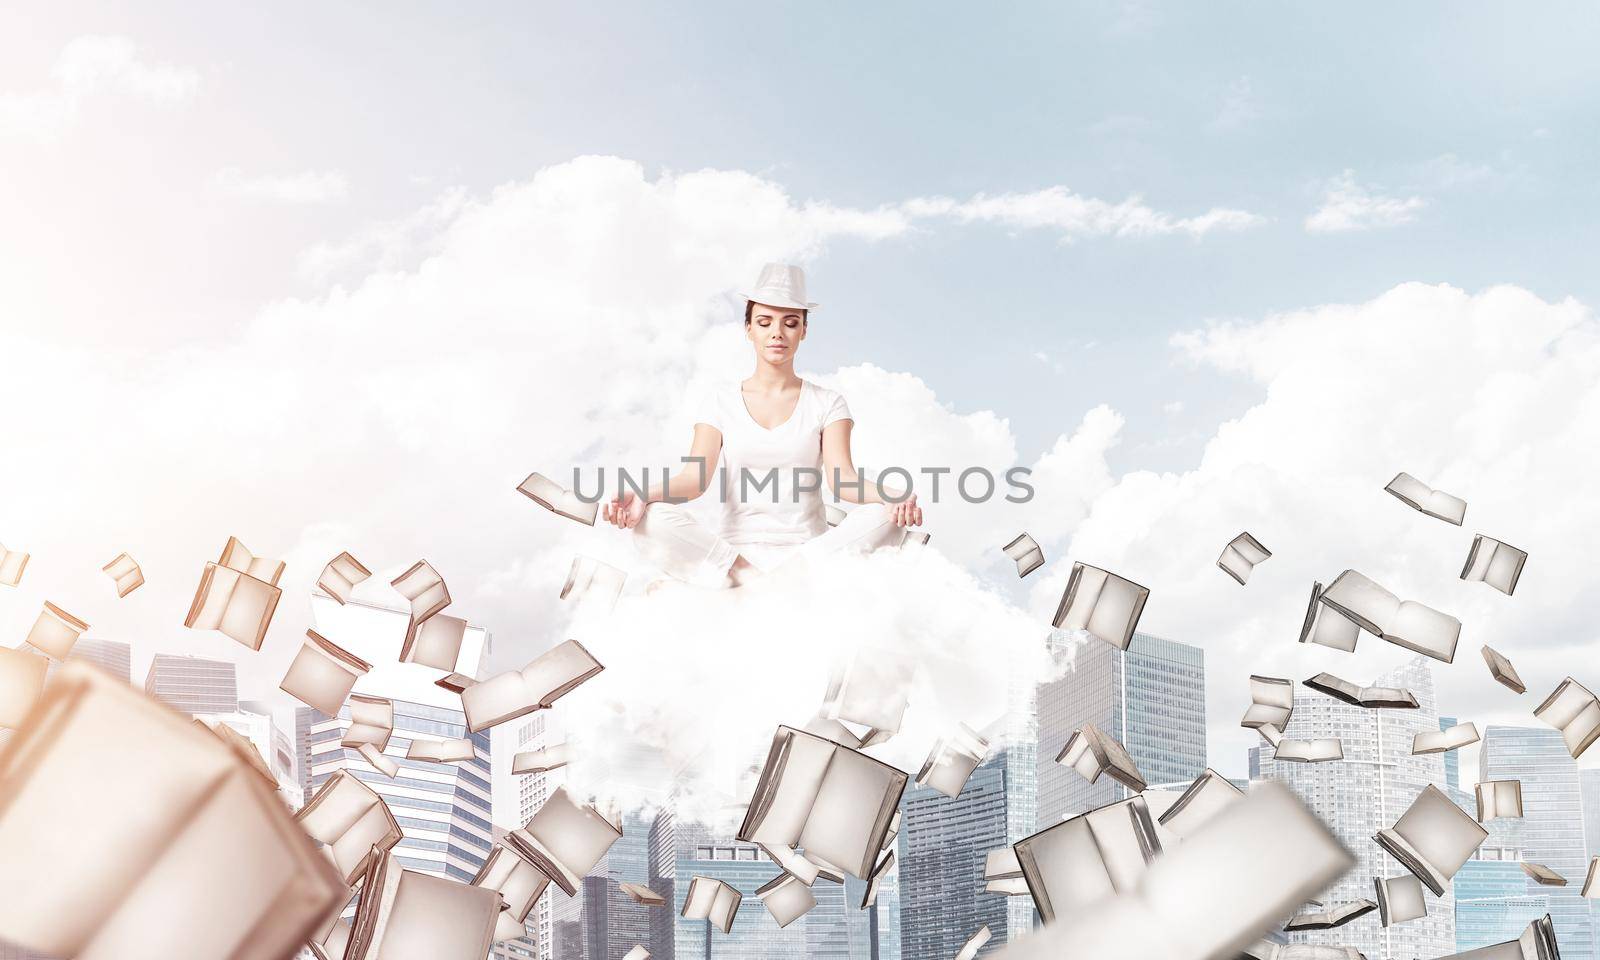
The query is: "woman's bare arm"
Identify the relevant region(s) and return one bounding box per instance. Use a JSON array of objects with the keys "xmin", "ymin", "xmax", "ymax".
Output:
[
  {"xmin": 821, "ymin": 420, "xmax": 922, "ymax": 525},
  {"xmin": 603, "ymin": 424, "xmax": 721, "ymax": 528}
]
